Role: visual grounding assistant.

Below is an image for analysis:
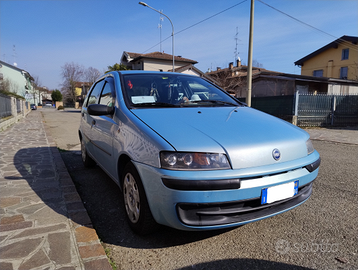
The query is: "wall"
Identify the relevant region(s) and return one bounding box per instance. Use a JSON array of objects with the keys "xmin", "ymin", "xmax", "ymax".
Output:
[
  {"xmin": 300, "ymin": 44, "xmax": 358, "ymax": 80},
  {"xmin": 0, "ymin": 61, "xmax": 33, "ymax": 97},
  {"xmin": 142, "ymin": 59, "xmax": 175, "ymax": 71},
  {"xmin": 328, "ymin": 84, "xmax": 358, "ymax": 95},
  {"xmin": 0, "ymin": 96, "xmax": 31, "ymax": 131}
]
